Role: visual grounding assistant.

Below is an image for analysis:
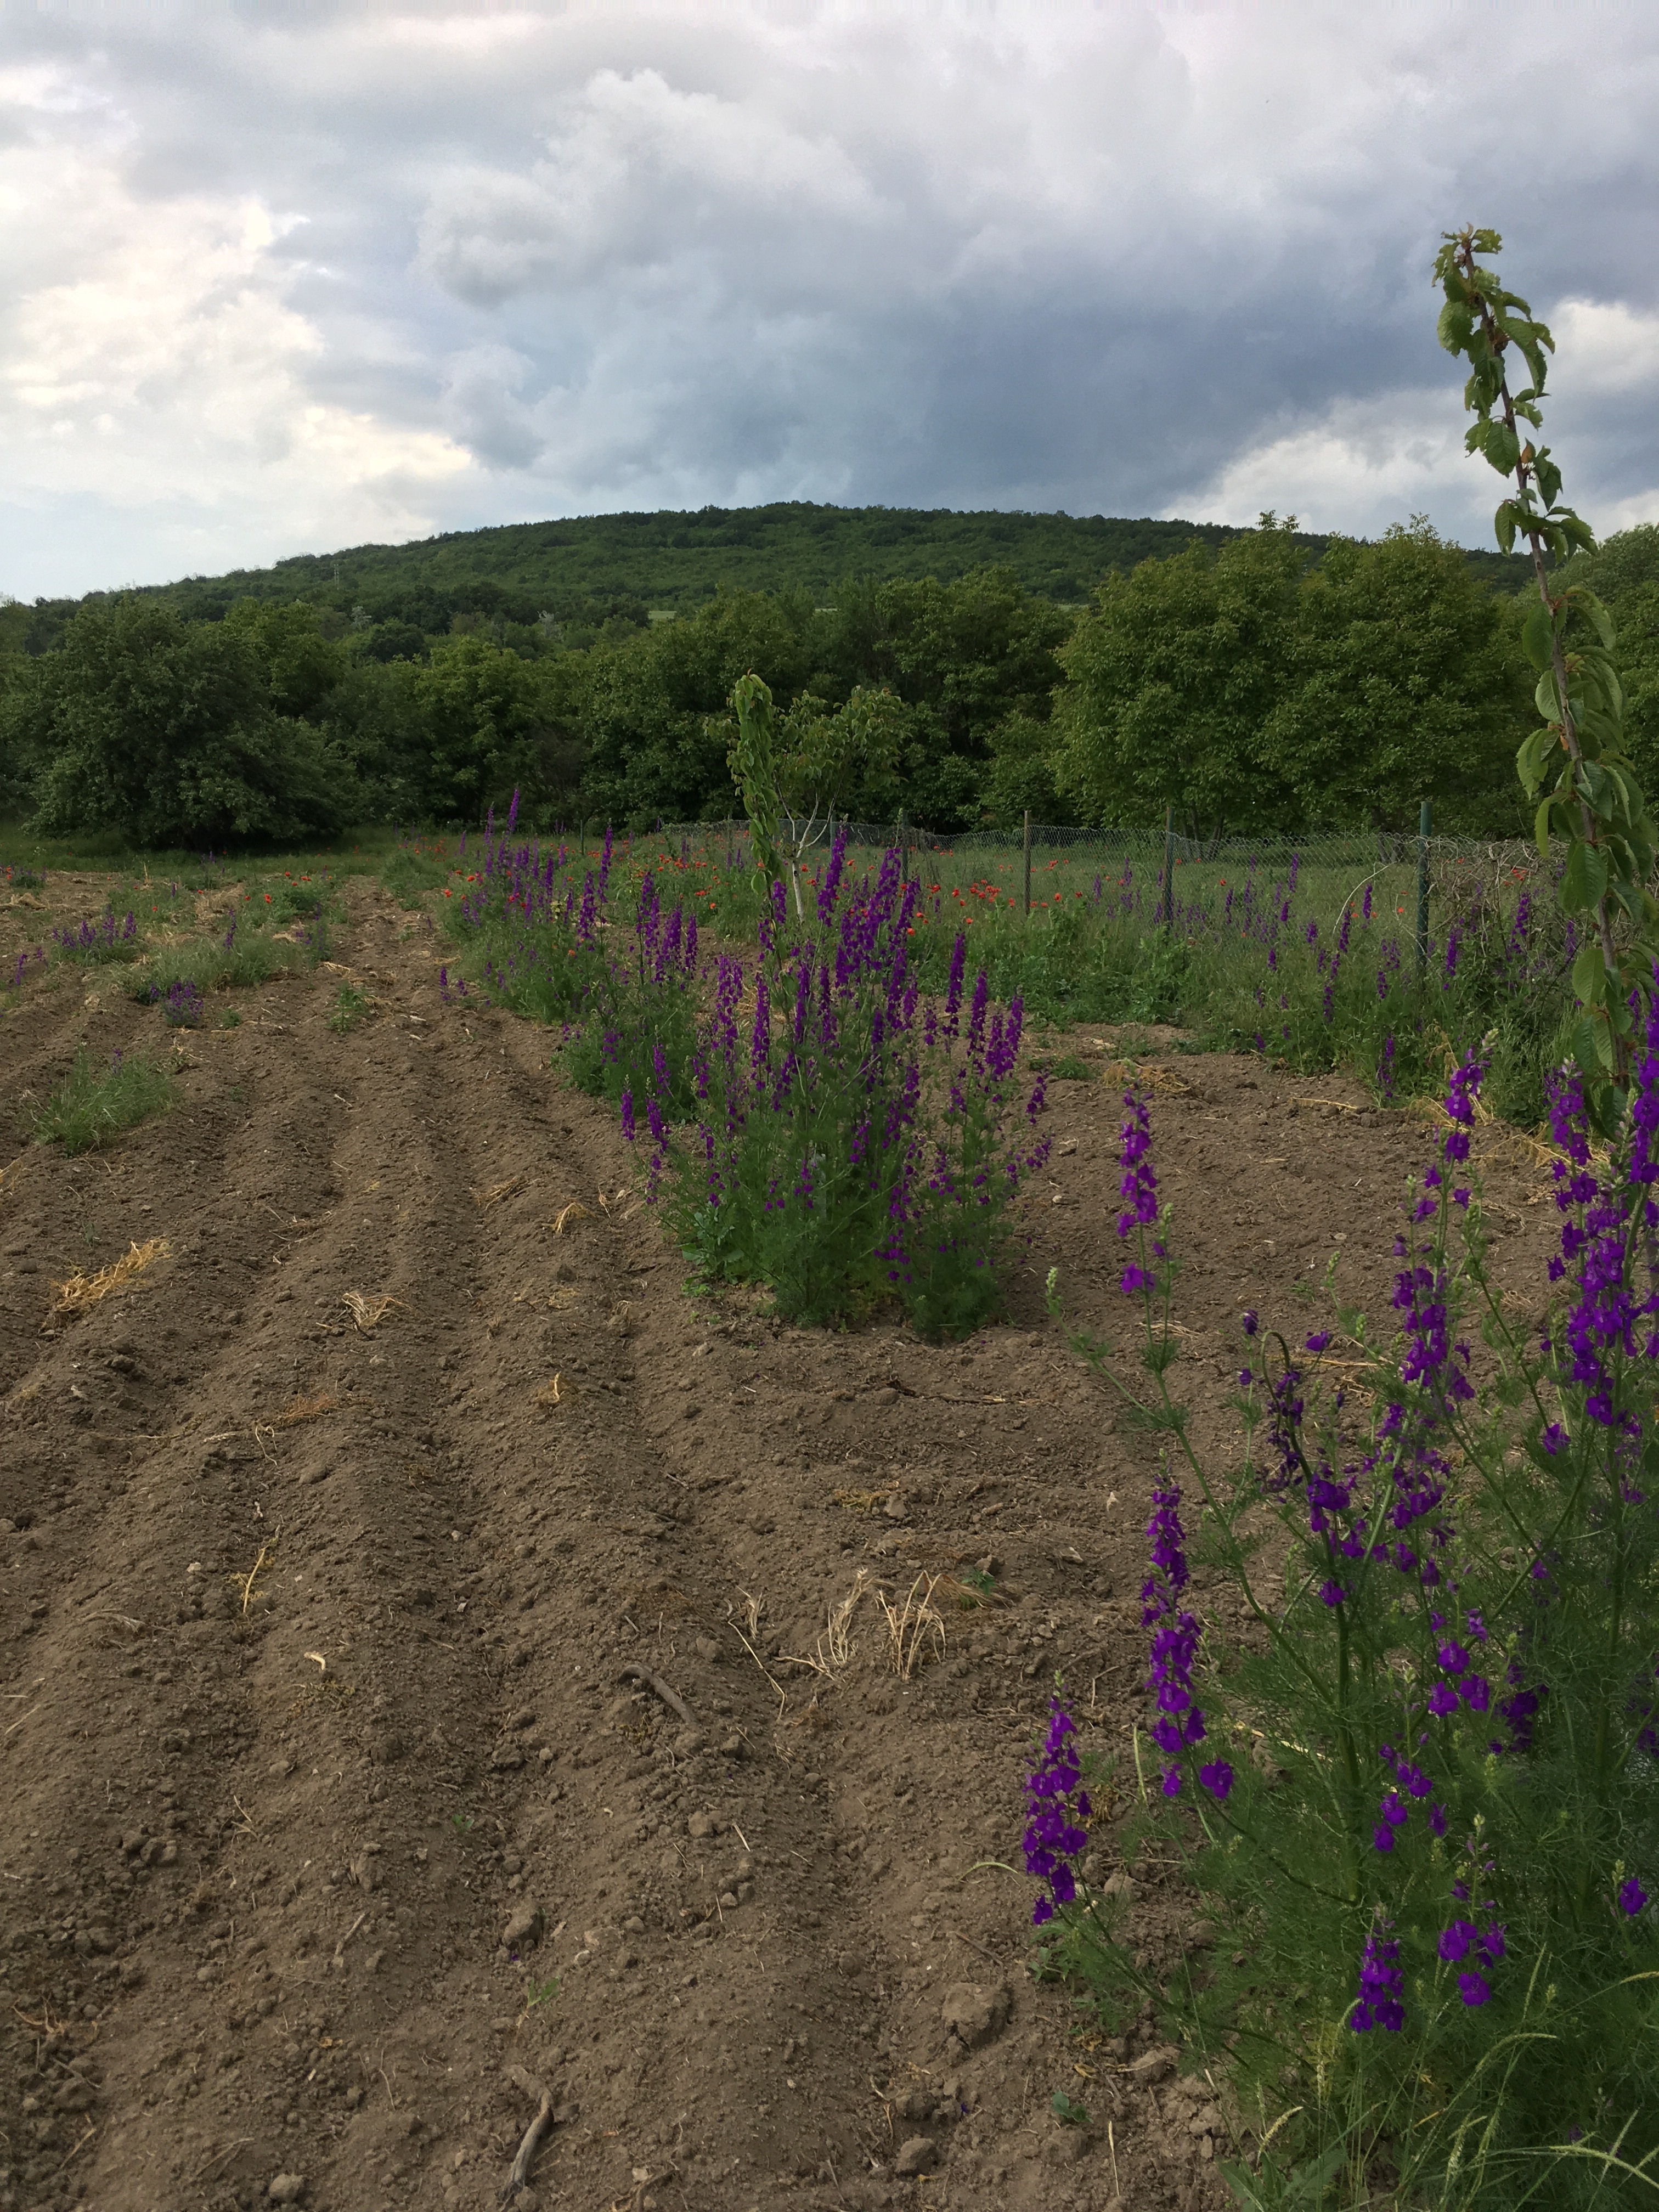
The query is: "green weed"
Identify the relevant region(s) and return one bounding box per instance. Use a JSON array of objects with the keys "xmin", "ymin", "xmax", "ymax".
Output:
[
  {"xmin": 329, "ymin": 982, "xmax": 371, "ymax": 1034},
  {"xmin": 29, "ymin": 1045, "xmax": 178, "ymax": 1154}
]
